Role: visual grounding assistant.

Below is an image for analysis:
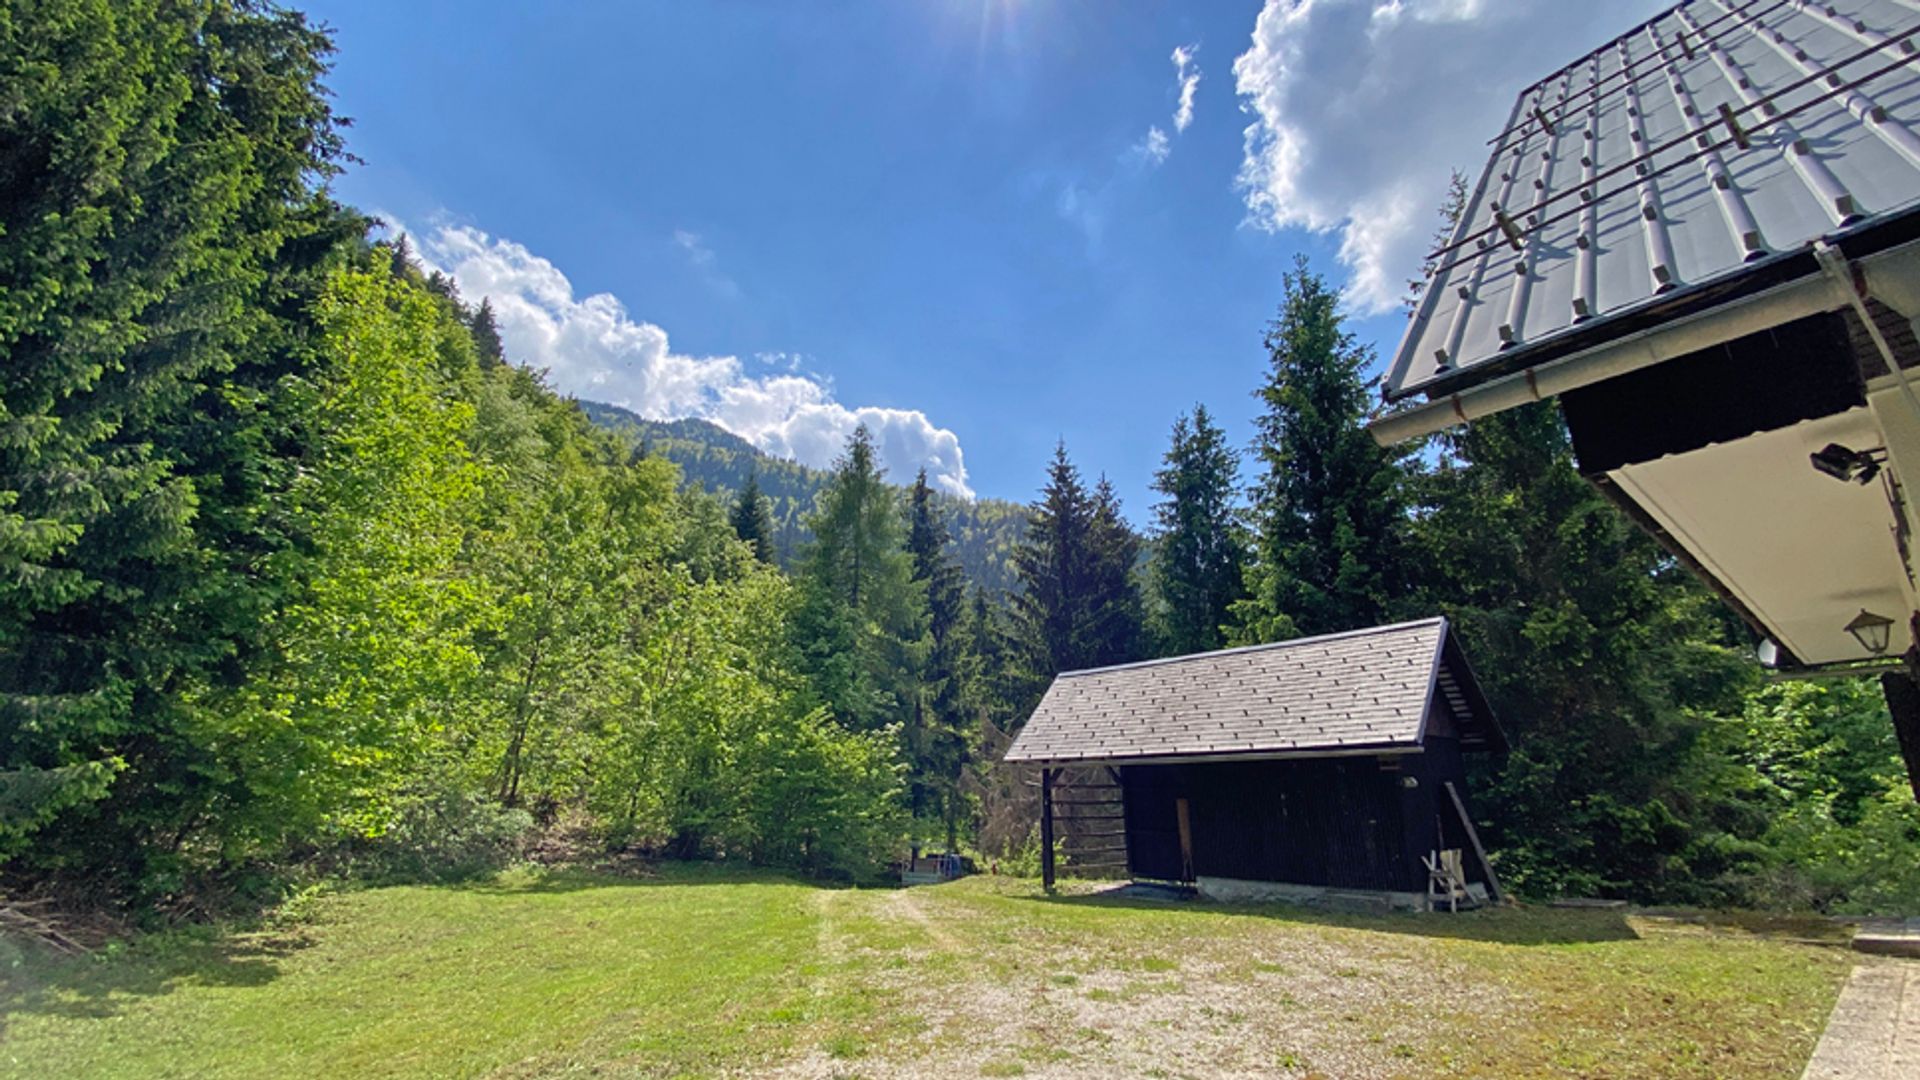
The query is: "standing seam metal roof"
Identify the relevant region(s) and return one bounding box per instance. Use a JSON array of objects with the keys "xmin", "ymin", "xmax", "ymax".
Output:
[
  {"xmin": 1003, "ymin": 618, "xmax": 1499, "ymax": 765},
  {"xmin": 1389, "ymin": 0, "xmax": 1920, "ymax": 401}
]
